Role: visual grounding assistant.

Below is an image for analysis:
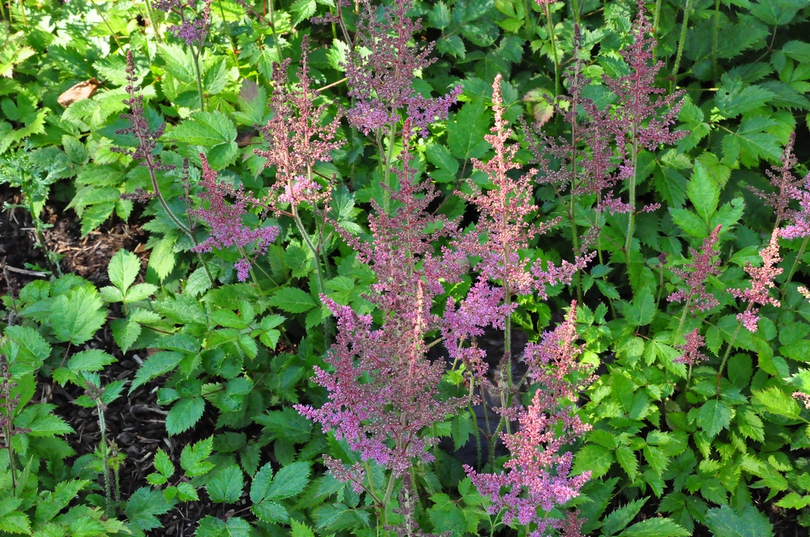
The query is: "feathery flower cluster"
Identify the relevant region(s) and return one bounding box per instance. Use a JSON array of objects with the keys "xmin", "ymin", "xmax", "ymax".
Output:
[
  {"xmin": 729, "ymin": 229, "xmax": 783, "ymax": 332},
  {"xmin": 255, "ymin": 38, "xmax": 343, "ymax": 212},
  {"xmin": 781, "ymin": 175, "xmax": 810, "ymax": 240},
  {"xmin": 190, "ymin": 153, "xmax": 279, "ymax": 281},
  {"xmin": 466, "ymin": 304, "xmax": 593, "ymax": 535},
  {"xmin": 344, "ymin": 0, "xmax": 461, "ymax": 136},
  {"xmin": 750, "ymin": 133, "xmax": 806, "ymax": 227},
  {"xmin": 674, "ymin": 328, "xmax": 708, "ymax": 366},
  {"xmin": 460, "ymin": 74, "xmax": 592, "ymax": 299},
  {"xmin": 793, "ymin": 392, "xmax": 810, "ymax": 410},
  {"xmin": 295, "ymin": 134, "xmax": 468, "ymax": 477},
  {"xmin": 667, "ymin": 225, "xmax": 722, "ymax": 312}
]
